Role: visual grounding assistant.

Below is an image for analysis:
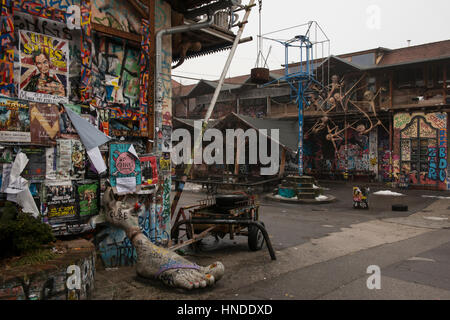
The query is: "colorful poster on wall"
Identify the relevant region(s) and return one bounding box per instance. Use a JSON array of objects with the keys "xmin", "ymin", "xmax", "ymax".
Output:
[
  {"xmin": 59, "ymin": 104, "xmax": 80, "ymax": 139},
  {"xmin": 29, "ymin": 102, "xmax": 60, "ymax": 145},
  {"xmin": 140, "ymin": 155, "xmax": 158, "ymax": 186},
  {"xmin": 162, "ymin": 125, "xmax": 172, "ymax": 152},
  {"xmin": 21, "ymin": 147, "xmax": 46, "ymax": 179},
  {"xmin": 57, "ymin": 139, "xmax": 71, "ymax": 180},
  {"xmin": 0, "ymin": 97, "xmax": 31, "ymax": 142},
  {"xmin": 18, "ymin": 30, "xmax": 69, "ymax": 104},
  {"xmin": 45, "ymin": 147, "xmax": 57, "ymax": 180},
  {"xmin": 44, "ymin": 180, "xmax": 77, "ymax": 224},
  {"xmin": 0, "ymin": 0, "xmax": 15, "ymax": 97},
  {"xmin": 76, "ymin": 180, "xmax": 100, "ymax": 218},
  {"xmin": 109, "ymin": 143, "xmax": 141, "ymax": 194},
  {"xmin": 71, "ymin": 139, "xmax": 86, "ymax": 180}
]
